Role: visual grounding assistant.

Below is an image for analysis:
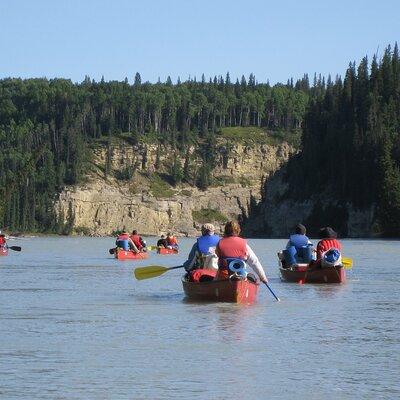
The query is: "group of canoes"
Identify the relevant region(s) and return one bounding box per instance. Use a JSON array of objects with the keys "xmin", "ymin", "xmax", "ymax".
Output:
[
  {"xmin": 112, "ymin": 230, "xmax": 179, "ymax": 259},
  {"xmin": 129, "ymin": 222, "xmax": 350, "ymax": 304}
]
